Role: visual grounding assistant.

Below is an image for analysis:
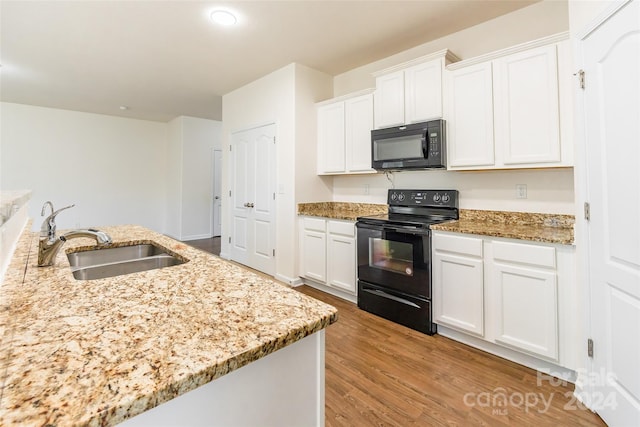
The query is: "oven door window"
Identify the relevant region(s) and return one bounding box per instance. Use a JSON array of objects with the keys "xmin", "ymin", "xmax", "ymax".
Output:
[
  {"xmin": 356, "ymin": 223, "xmax": 431, "ymax": 298},
  {"xmin": 369, "ymin": 238, "xmax": 414, "ymax": 276}
]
